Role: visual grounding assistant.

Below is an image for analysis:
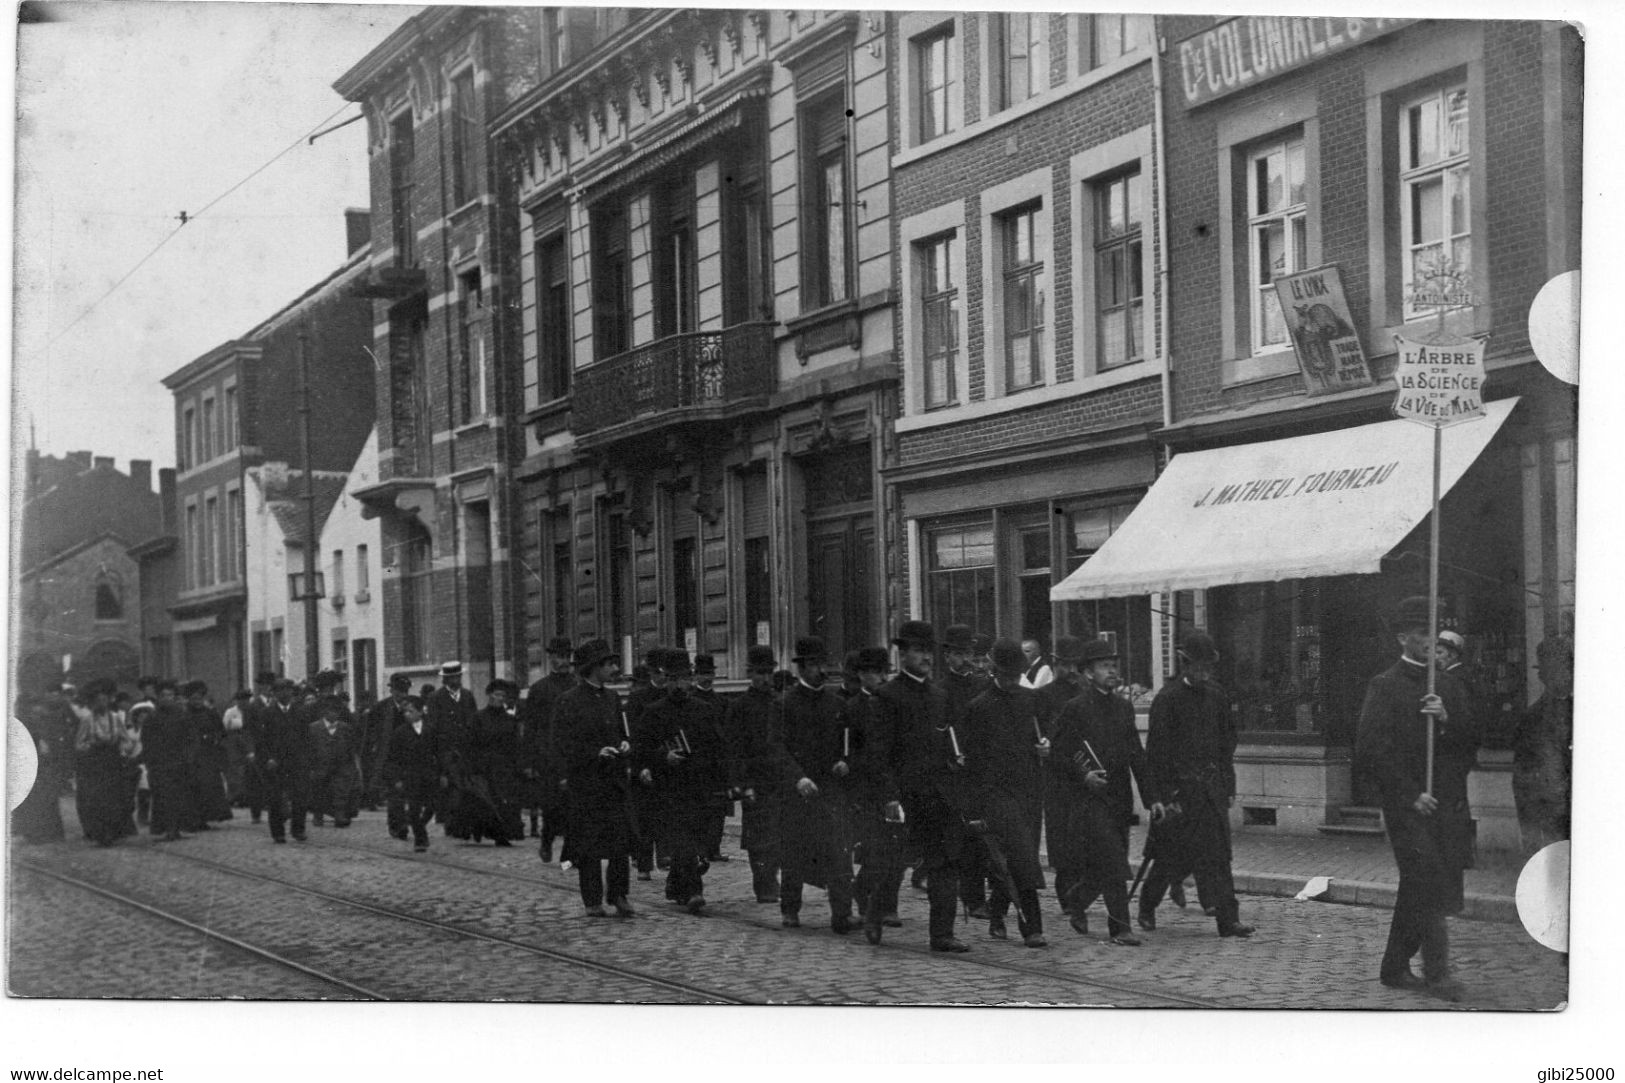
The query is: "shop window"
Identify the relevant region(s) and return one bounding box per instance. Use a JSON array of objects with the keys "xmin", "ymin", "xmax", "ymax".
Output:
[
  {"xmin": 1247, "ymin": 135, "xmax": 1307, "ymax": 355},
  {"xmin": 1093, "ymin": 171, "xmax": 1143, "ymax": 369},
  {"xmin": 991, "ymin": 12, "xmax": 1046, "ymax": 112},
  {"xmin": 1063, "ymin": 504, "xmax": 1153, "ymax": 691},
  {"xmin": 918, "ymin": 232, "xmax": 960, "ymax": 409},
  {"xmin": 928, "ymin": 522, "xmax": 996, "ymax": 632},
  {"xmin": 1001, "ymin": 204, "xmax": 1046, "ymax": 391},
  {"xmin": 913, "ymin": 23, "xmax": 959, "ymax": 143},
  {"xmin": 1399, "ymin": 83, "xmax": 1472, "ymax": 321}
]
